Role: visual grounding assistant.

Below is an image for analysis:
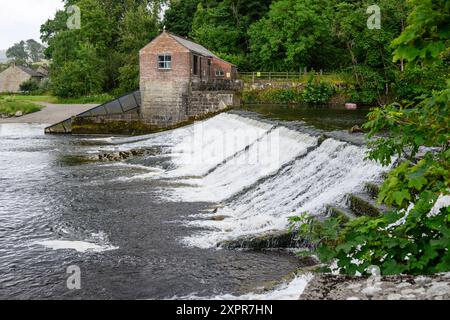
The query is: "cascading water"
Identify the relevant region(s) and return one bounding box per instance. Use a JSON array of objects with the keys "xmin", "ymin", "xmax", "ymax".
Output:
[
  {"xmin": 0, "ymin": 111, "xmax": 386, "ymax": 299},
  {"xmin": 100, "ymin": 112, "xmax": 387, "ymax": 249}
]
